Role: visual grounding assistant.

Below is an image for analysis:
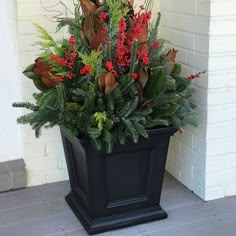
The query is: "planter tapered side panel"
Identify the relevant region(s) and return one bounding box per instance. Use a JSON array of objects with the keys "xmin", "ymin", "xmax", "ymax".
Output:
[{"xmin": 61, "ymin": 127, "xmax": 176, "ymax": 235}]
